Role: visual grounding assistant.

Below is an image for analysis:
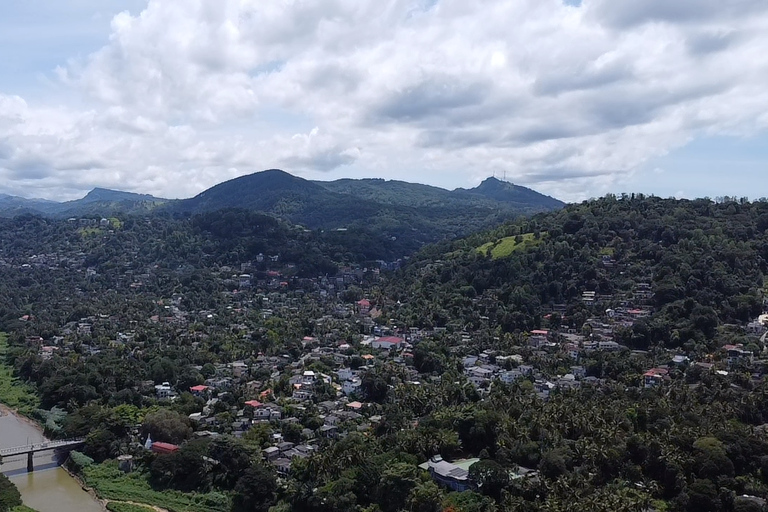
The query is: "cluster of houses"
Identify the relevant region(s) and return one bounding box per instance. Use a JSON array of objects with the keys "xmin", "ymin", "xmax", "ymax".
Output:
[{"xmin": 10, "ymin": 229, "xmax": 768, "ymax": 492}]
